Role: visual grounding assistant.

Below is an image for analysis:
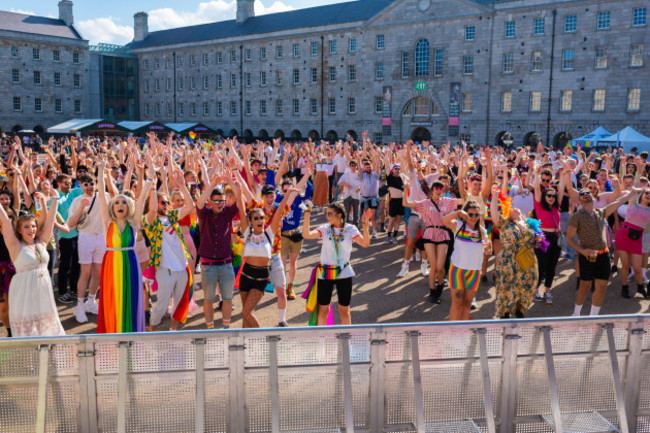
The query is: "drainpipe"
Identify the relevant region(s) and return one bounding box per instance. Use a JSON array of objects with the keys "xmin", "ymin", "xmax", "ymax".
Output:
[
  {"xmin": 485, "ymin": 10, "xmax": 495, "ymax": 145},
  {"xmin": 546, "ymin": 9, "xmax": 557, "ymax": 146},
  {"xmin": 320, "ymin": 36, "xmax": 325, "ymax": 140},
  {"xmin": 240, "ymin": 45, "xmax": 244, "ymax": 137},
  {"xmin": 173, "ymin": 52, "xmax": 177, "ymax": 122}
]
